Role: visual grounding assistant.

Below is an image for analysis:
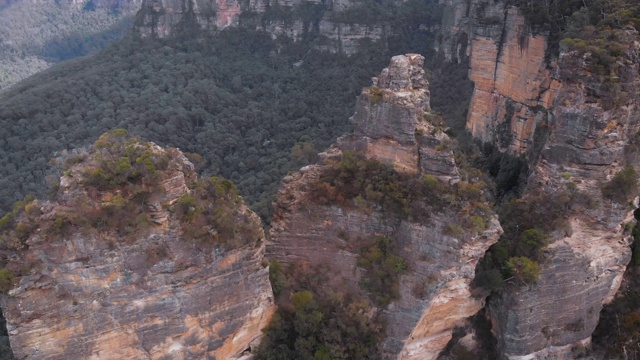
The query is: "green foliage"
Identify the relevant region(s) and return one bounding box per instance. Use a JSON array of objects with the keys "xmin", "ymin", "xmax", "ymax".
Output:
[
  {"xmin": 83, "ymin": 130, "xmax": 170, "ymax": 190},
  {"xmin": 255, "ymin": 263, "xmax": 383, "ymax": 360},
  {"xmin": 357, "ymin": 236, "xmax": 407, "ymax": 307},
  {"xmin": 367, "ymin": 86, "xmax": 384, "ymax": 105},
  {"xmin": 312, "ymin": 151, "xmax": 490, "ymax": 222},
  {"xmin": 505, "ymin": 256, "xmax": 541, "ymax": 284},
  {"xmin": 0, "ymin": 269, "xmax": 14, "ymax": 294},
  {"xmin": 173, "ymin": 177, "xmax": 260, "ymax": 248},
  {"xmin": 0, "ymin": 29, "xmax": 397, "ymax": 222},
  {"xmin": 602, "ymin": 164, "xmax": 638, "ymax": 203},
  {"xmin": 0, "ymin": 0, "xmax": 139, "ymax": 90},
  {"xmin": 0, "ymin": 196, "xmax": 39, "ymax": 249},
  {"xmin": 269, "ymin": 260, "xmax": 286, "ymax": 298},
  {"xmin": 0, "ymin": 0, "xmax": 449, "ymax": 222},
  {"xmin": 473, "ymin": 184, "xmax": 592, "ymax": 293}
]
